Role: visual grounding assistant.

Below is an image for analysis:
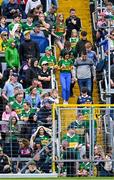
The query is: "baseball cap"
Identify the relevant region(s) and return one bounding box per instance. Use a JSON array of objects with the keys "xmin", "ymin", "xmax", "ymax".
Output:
[
  {"xmin": 45, "ymin": 46, "xmax": 52, "ymax": 51},
  {"xmin": 12, "ymin": 73, "xmax": 18, "ymax": 77},
  {"xmin": 41, "ymin": 61, "xmax": 48, "ymax": 65},
  {"xmin": 24, "ymin": 30, "xmax": 31, "ymax": 36},
  {"xmin": 28, "ymin": 160, "xmax": 36, "ymax": 166}
]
